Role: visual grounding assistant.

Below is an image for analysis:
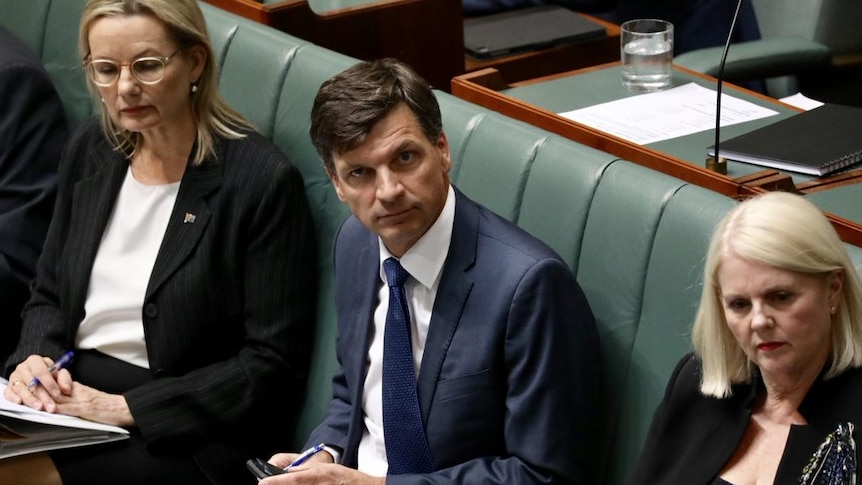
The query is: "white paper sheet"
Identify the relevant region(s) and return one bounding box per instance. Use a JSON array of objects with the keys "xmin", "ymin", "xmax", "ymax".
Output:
[
  {"xmin": 559, "ymin": 82, "xmax": 779, "ymax": 145},
  {"xmin": 0, "ymin": 379, "xmax": 128, "ymax": 434},
  {"xmin": 778, "ymin": 92, "xmax": 825, "ymax": 111}
]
